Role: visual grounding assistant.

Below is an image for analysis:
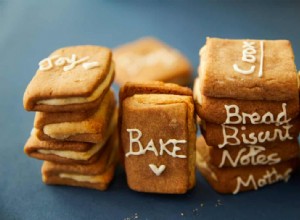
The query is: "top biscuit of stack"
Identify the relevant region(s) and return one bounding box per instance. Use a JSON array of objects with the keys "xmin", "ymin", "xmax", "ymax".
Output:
[
  {"xmin": 23, "ymin": 45, "xmax": 114, "ymax": 112},
  {"xmin": 199, "ymin": 38, "xmax": 298, "ymax": 101}
]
